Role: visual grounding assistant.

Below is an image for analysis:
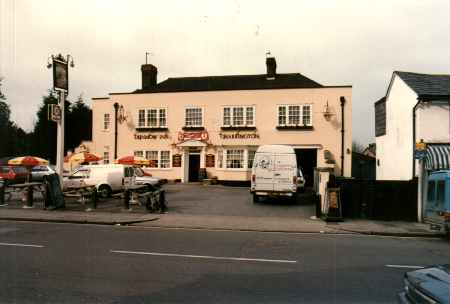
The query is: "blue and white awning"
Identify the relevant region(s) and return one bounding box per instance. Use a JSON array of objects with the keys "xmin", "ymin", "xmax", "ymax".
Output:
[{"xmin": 425, "ymin": 144, "xmax": 450, "ymax": 170}]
